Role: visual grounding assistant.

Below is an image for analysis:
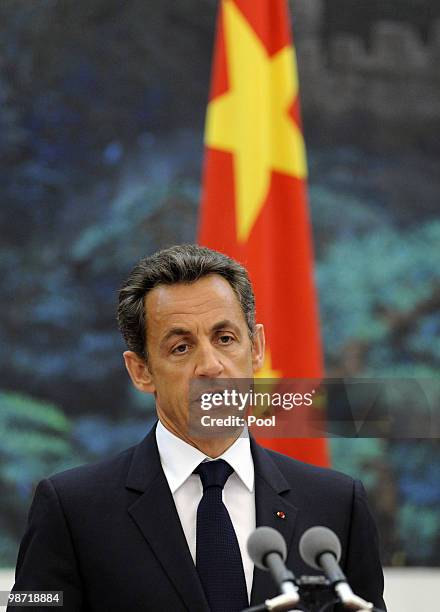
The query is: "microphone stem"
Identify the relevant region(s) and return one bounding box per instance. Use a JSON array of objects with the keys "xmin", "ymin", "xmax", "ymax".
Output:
[
  {"xmin": 265, "ymin": 552, "xmax": 297, "ymax": 592},
  {"xmin": 319, "ymin": 552, "xmax": 346, "ymax": 584},
  {"xmin": 263, "ymin": 553, "xmax": 300, "ymax": 609},
  {"xmin": 335, "ymin": 582, "xmax": 373, "ymax": 610}
]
